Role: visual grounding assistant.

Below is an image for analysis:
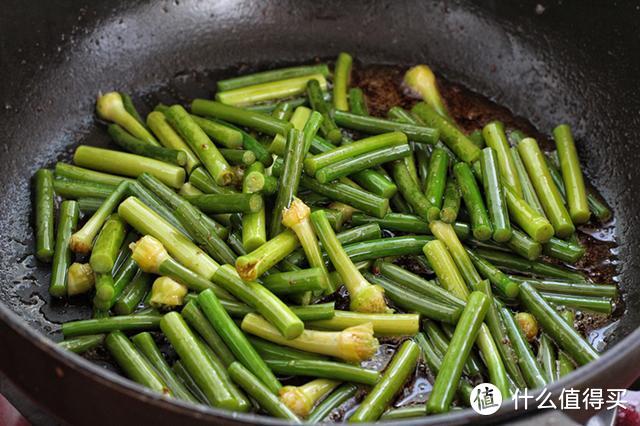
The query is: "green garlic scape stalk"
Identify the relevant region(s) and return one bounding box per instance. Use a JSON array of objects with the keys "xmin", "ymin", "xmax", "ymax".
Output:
[
  {"xmin": 282, "ymin": 198, "xmax": 330, "ymax": 291},
  {"xmin": 311, "ymin": 209, "xmax": 390, "ymax": 313},
  {"xmin": 67, "ymin": 263, "xmax": 95, "ymax": 296},
  {"xmin": 403, "ymin": 65, "xmax": 452, "ymax": 121},
  {"xmin": 130, "ymin": 235, "xmax": 233, "ymax": 300},
  {"xmin": 235, "ymin": 230, "xmax": 299, "ymax": 281},
  {"xmin": 515, "ymin": 312, "xmax": 539, "ymax": 342},
  {"xmin": 150, "ymin": 276, "xmax": 188, "ymax": 309},
  {"xmin": 96, "ymin": 92, "xmax": 159, "ymax": 146},
  {"xmin": 241, "ymin": 313, "xmax": 379, "ymax": 363},
  {"xmin": 130, "ymin": 235, "xmax": 169, "ymax": 274},
  {"xmin": 279, "ymin": 379, "xmax": 341, "ymax": 418}
]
